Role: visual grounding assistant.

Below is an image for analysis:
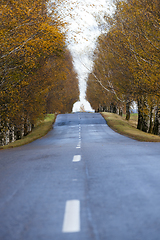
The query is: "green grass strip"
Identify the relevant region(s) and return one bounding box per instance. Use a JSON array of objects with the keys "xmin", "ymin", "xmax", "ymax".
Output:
[
  {"xmin": 0, "ymin": 114, "xmax": 56, "ymax": 150},
  {"xmin": 101, "ymin": 112, "xmax": 160, "ymax": 142}
]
